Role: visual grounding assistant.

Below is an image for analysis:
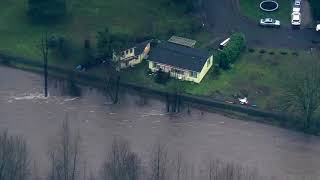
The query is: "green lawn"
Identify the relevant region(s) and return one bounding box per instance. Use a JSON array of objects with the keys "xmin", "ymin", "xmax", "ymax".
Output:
[
  {"xmin": 114, "ymin": 49, "xmax": 318, "ymax": 110},
  {"xmin": 239, "ymin": 0, "xmax": 292, "ymax": 24},
  {"xmin": 0, "ymin": 0, "xmax": 210, "ymax": 67}
]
